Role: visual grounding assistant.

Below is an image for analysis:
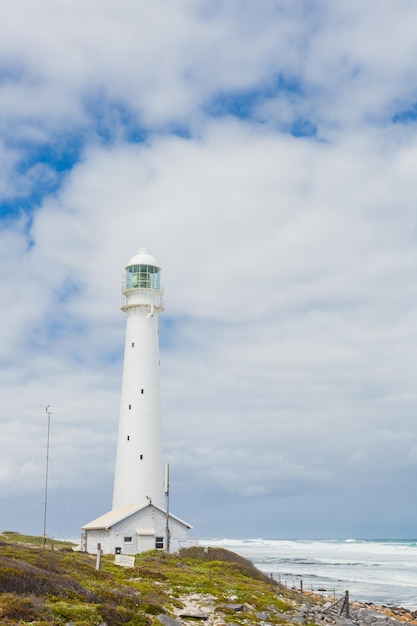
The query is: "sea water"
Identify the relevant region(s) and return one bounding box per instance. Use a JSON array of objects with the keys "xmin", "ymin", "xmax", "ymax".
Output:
[{"xmin": 200, "ymin": 539, "xmax": 417, "ymax": 610}]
